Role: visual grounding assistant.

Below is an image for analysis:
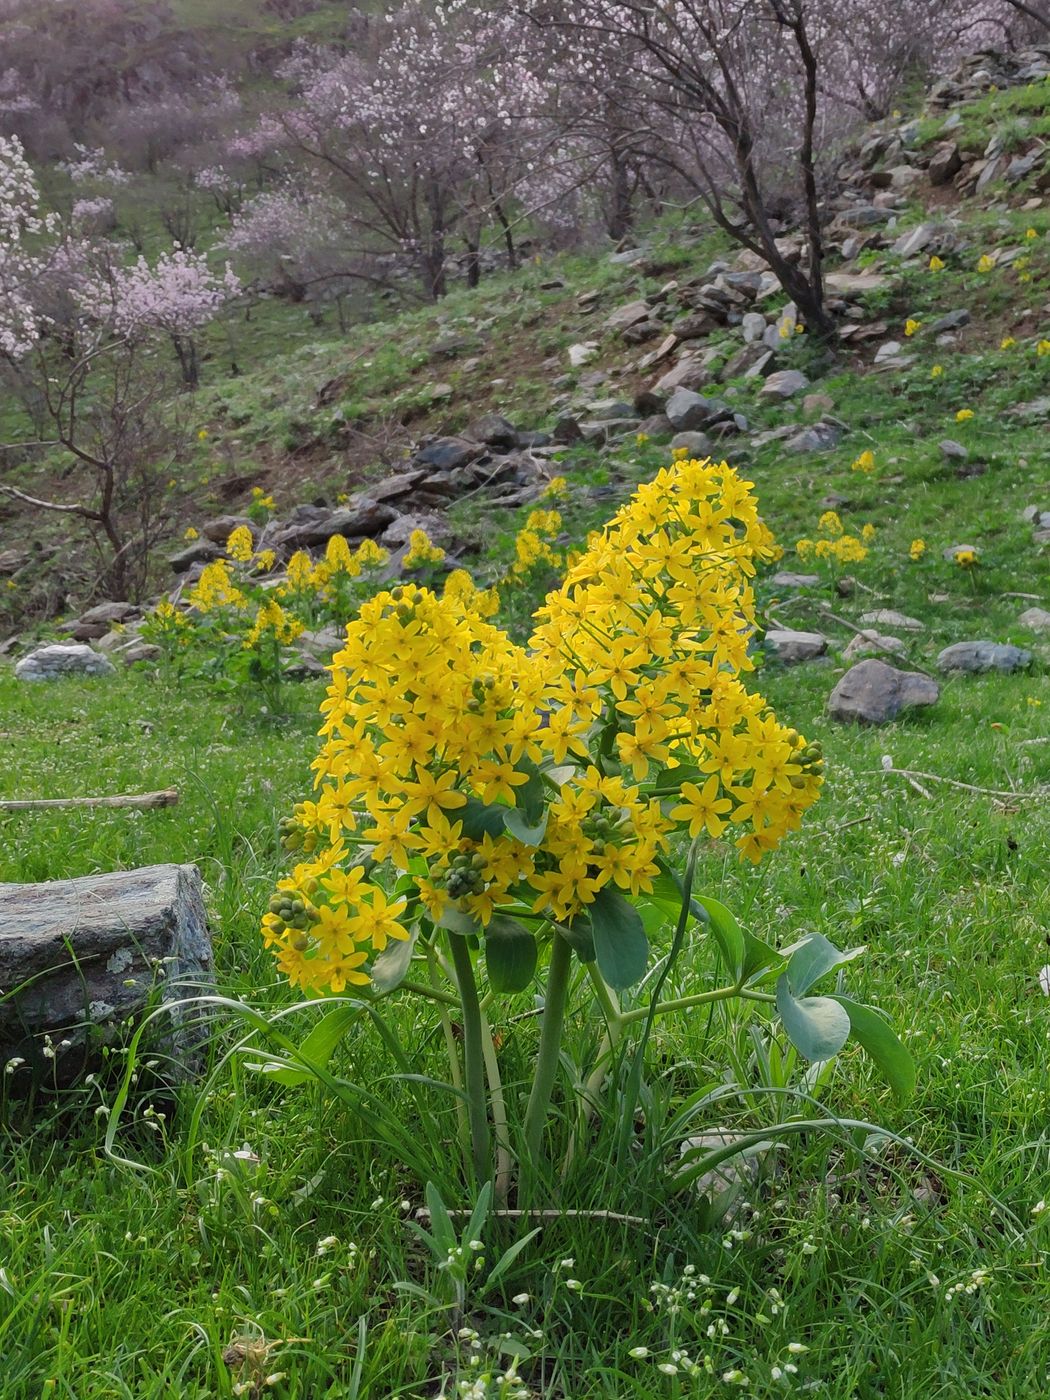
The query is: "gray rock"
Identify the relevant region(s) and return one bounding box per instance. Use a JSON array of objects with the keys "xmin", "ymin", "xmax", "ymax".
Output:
[
  {"xmin": 764, "ymin": 628, "xmax": 828, "ymax": 663},
  {"xmin": 721, "ymin": 344, "xmax": 774, "ymax": 380},
  {"xmin": 169, "ymin": 538, "xmax": 222, "ymax": 573},
  {"xmin": 551, "ymin": 416, "xmax": 583, "ymax": 444},
  {"xmin": 671, "ymin": 311, "xmax": 719, "ymax": 341},
  {"xmin": 859, "ymin": 609, "xmax": 925, "ymax": 633},
  {"xmin": 825, "ymin": 272, "xmax": 892, "ymax": 298},
  {"xmin": 665, "ymin": 389, "xmax": 726, "ymax": 431},
  {"xmin": 928, "ymin": 142, "xmax": 963, "ymax": 185},
  {"xmin": 760, "ymin": 369, "xmax": 810, "ymax": 399},
  {"xmin": 842, "ymin": 630, "xmax": 906, "ymax": 662},
  {"xmin": 568, "ymin": 342, "xmax": 598, "ymax": 367},
  {"xmin": 15, "ymin": 644, "xmax": 116, "ymax": 682},
  {"xmin": 272, "ymin": 500, "xmax": 398, "ymax": 549},
  {"xmin": 603, "ymin": 299, "xmax": 651, "ymax": 333},
  {"xmin": 0, "ymin": 864, "xmax": 214, "ymax": 1090},
  {"xmin": 1019, "ymin": 607, "xmax": 1050, "ymax": 632},
  {"xmin": 653, "ymin": 358, "xmax": 716, "ymax": 394},
  {"xmin": 786, "ymin": 420, "xmax": 844, "ymax": 453},
  {"xmin": 928, "ymin": 308, "xmax": 971, "ymax": 335},
  {"xmin": 827, "ymin": 658, "xmax": 940, "ymax": 725},
  {"xmin": 771, "ymin": 571, "xmax": 821, "ymax": 590},
  {"xmin": 463, "ymin": 413, "xmax": 518, "ymax": 448},
  {"xmin": 891, "ymin": 222, "xmax": 940, "ymax": 258},
  {"xmin": 79, "ymin": 600, "xmax": 139, "ymax": 627},
  {"xmin": 200, "ymin": 514, "xmax": 254, "ymax": 545},
  {"xmin": 670, "ymin": 431, "xmax": 713, "ymax": 458},
  {"xmin": 413, "ymin": 437, "xmax": 484, "ymax": 472},
  {"xmin": 741, "ymin": 311, "xmax": 767, "ymax": 343},
  {"xmin": 936, "ymin": 641, "xmax": 1033, "ymax": 674},
  {"xmin": 938, "ymin": 439, "xmax": 968, "ymax": 461}
]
